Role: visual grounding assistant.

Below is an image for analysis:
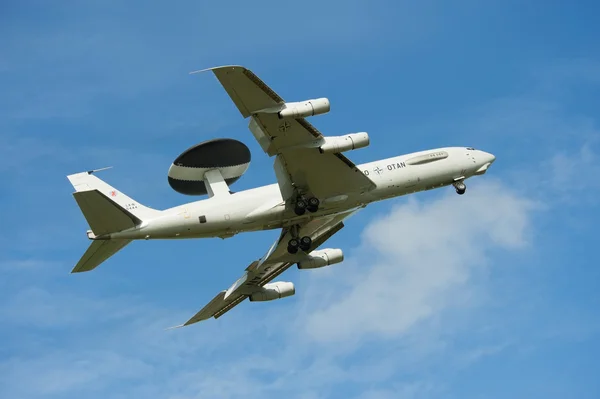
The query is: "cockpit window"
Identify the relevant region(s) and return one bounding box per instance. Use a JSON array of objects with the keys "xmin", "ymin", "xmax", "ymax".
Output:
[{"xmin": 466, "ymin": 147, "xmax": 475, "ymax": 150}]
